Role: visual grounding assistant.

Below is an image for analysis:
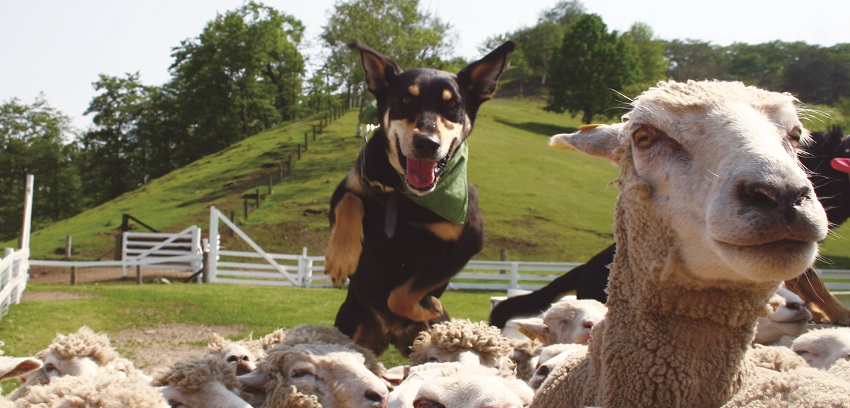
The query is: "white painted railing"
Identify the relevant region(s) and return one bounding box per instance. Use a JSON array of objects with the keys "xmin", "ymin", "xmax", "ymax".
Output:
[
  {"xmin": 122, "ymin": 226, "xmax": 203, "ymax": 277},
  {"xmin": 0, "ymin": 248, "xmax": 29, "ymax": 318}
]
